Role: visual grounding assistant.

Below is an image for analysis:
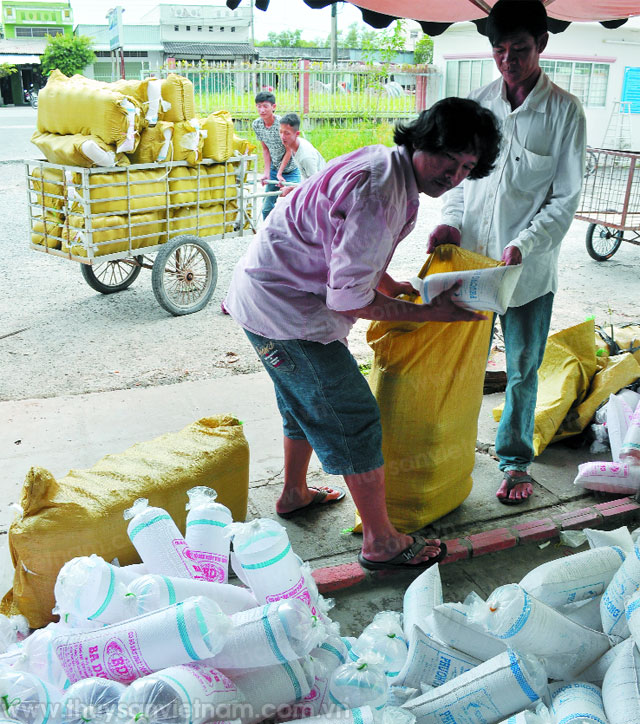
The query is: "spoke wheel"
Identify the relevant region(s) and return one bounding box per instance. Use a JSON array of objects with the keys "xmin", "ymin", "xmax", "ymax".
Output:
[
  {"xmin": 585, "ymin": 224, "xmax": 623, "ymax": 261},
  {"xmin": 152, "ymin": 235, "xmax": 217, "ymax": 315},
  {"xmin": 80, "ymin": 256, "xmax": 143, "ymax": 294}
]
